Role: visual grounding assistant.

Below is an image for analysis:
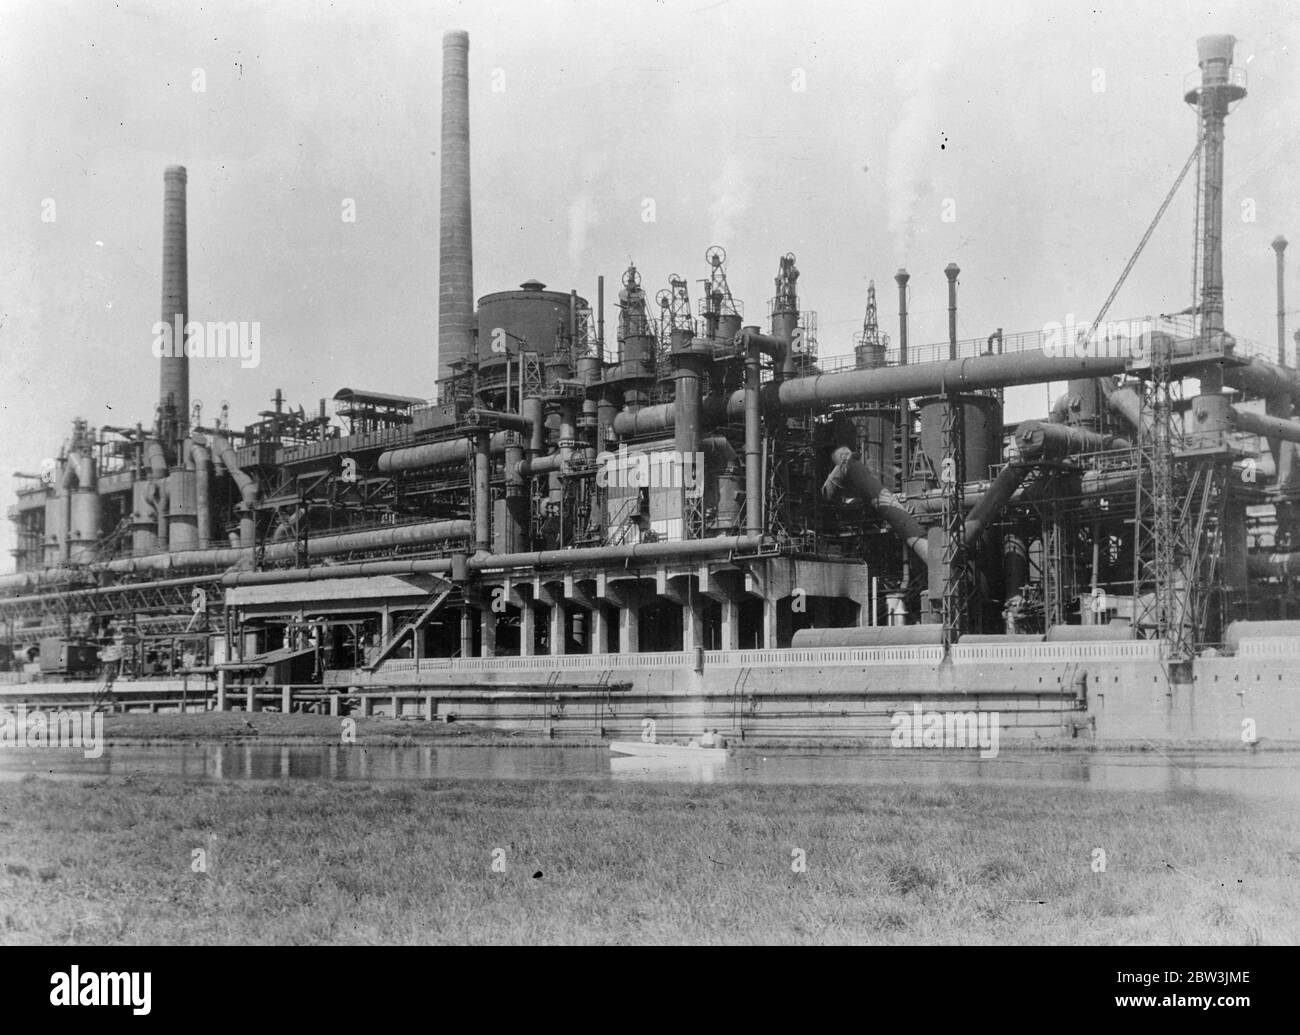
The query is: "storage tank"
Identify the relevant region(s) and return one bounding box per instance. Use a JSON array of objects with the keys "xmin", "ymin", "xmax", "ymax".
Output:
[
  {"xmin": 43, "ymin": 492, "xmax": 65, "ymax": 567},
  {"xmin": 1224, "ymin": 620, "xmax": 1300, "ymax": 653},
  {"xmin": 475, "ymin": 280, "xmax": 588, "ymax": 366},
  {"xmin": 131, "ymin": 480, "xmax": 159, "ymax": 555},
  {"xmin": 844, "ymin": 407, "xmax": 898, "ymax": 485},
  {"xmin": 791, "ymin": 625, "xmax": 943, "ymax": 647},
  {"xmin": 67, "ymin": 454, "xmax": 101, "ymax": 564},
  {"xmin": 167, "ymin": 469, "xmax": 199, "ymax": 551},
  {"xmin": 1045, "ymin": 621, "xmax": 1132, "ymax": 641},
  {"xmin": 917, "ymin": 393, "xmax": 1003, "ymax": 482}
]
